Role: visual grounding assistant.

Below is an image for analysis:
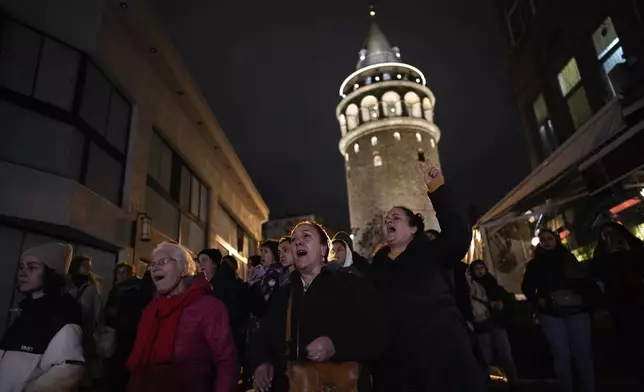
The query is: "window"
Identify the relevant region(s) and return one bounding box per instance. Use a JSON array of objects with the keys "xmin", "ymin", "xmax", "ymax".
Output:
[
  {"xmin": 416, "ymin": 133, "xmax": 423, "ymax": 142},
  {"xmin": 430, "ymin": 138, "xmax": 436, "ymax": 148},
  {"xmin": 393, "ymin": 132, "xmax": 401, "ymax": 141},
  {"xmin": 418, "ymin": 150, "xmax": 426, "ymax": 162},
  {"xmin": 371, "ymin": 136, "xmax": 378, "ymax": 146},
  {"xmin": 146, "ymin": 130, "xmax": 209, "ymax": 250},
  {"xmin": 373, "ymin": 154, "xmax": 382, "ymax": 167},
  {"xmin": 557, "ymin": 58, "xmax": 593, "ymax": 129},
  {"xmin": 505, "ymin": 0, "xmax": 525, "ymax": 45},
  {"xmin": 382, "ymin": 91, "xmax": 402, "ymax": 117},
  {"xmin": 382, "ymin": 73, "xmax": 391, "ymax": 81},
  {"xmin": 0, "ymin": 20, "xmax": 131, "ymax": 206},
  {"xmin": 592, "ymin": 17, "xmax": 625, "ymax": 96},
  {"xmin": 354, "ymin": 143, "xmax": 360, "ymax": 154},
  {"xmin": 533, "ymin": 94, "xmax": 558, "ymax": 157}
]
